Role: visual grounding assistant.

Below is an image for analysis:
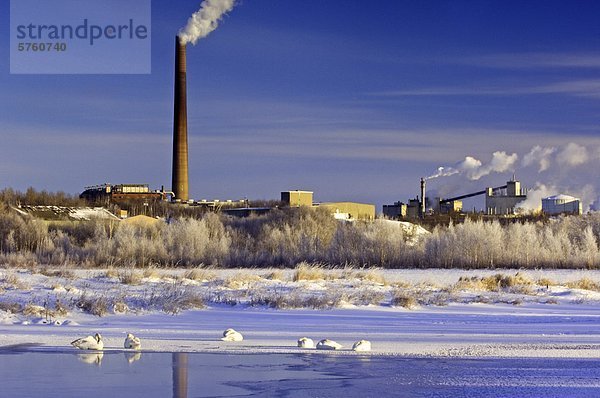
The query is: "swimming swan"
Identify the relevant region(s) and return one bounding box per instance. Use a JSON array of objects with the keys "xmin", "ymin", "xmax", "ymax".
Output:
[
  {"xmin": 71, "ymin": 333, "xmax": 104, "ymax": 350},
  {"xmin": 297, "ymin": 337, "xmax": 314, "ymax": 348},
  {"xmin": 221, "ymin": 328, "xmax": 243, "ymax": 342},
  {"xmin": 352, "ymin": 340, "xmax": 371, "ymax": 352},
  {"xmin": 124, "ymin": 333, "xmax": 141, "ymax": 350},
  {"xmin": 316, "ymin": 339, "xmax": 342, "ymax": 350}
]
